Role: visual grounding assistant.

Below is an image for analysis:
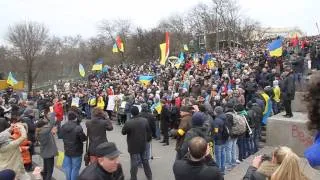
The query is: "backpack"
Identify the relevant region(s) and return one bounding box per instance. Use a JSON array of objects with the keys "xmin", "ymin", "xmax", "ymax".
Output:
[
  {"xmin": 226, "ymin": 112, "xmax": 246, "ymax": 136},
  {"xmin": 221, "ymin": 123, "xmax": 230, "ymax": 141}
]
